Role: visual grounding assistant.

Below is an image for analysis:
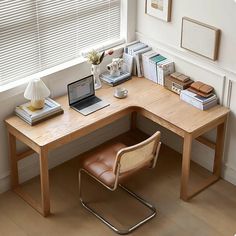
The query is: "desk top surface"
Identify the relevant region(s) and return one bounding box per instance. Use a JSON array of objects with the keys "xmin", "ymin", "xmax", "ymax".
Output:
[{"xmin": 5, "ymin": 77, "xmax": 229, "ymax": 148}]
